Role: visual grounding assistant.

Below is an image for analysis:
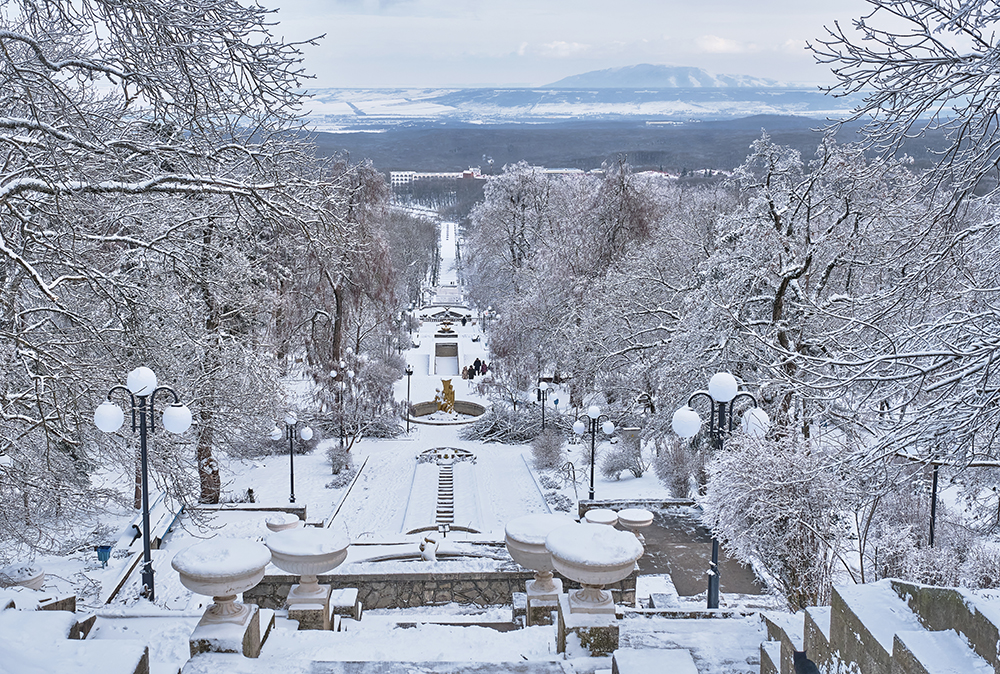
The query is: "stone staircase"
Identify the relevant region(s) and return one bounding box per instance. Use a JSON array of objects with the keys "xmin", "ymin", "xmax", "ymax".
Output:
[
  {"xmin": 0, "ymin": 598, "xmax": 150, "ymax": 674},
  {"xmin": 435, "ymin": 462, "xmax": 455, "ymax": 526},
  {"xmin": 762, "ymin": 579, "xmax": 998, "ymax": 674}
]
